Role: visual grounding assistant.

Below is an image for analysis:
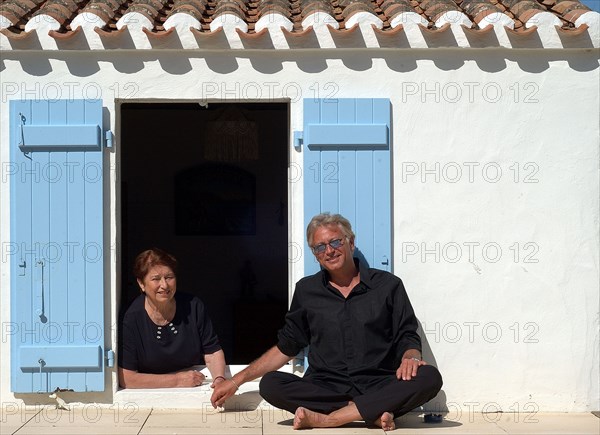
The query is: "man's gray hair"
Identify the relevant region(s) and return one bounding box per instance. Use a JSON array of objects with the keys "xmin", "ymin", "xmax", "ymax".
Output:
[{"xmin": 306, "ymin": 213, "xmax": 355, "ymax": 246}]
